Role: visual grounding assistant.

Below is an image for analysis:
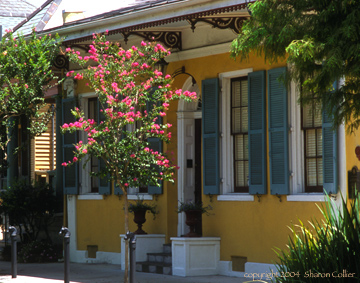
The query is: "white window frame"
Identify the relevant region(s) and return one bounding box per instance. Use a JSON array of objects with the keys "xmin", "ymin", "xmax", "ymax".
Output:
[
  {"xmin": 287, "ymin": 80, "xmax": 331, "ymax": 202},
  {"xmin": 77, "ymin": 92, "xmax": 153, "ymax": 201},
  {"xmin": 217, "ymin": 68, "xmax": 254, "ymax": 202}
]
